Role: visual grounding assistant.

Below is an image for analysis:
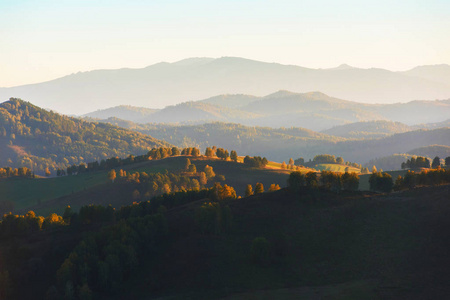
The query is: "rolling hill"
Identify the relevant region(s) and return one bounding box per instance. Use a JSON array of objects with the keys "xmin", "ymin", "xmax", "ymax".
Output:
[
  {"xmin": 6, "ymin": 155, "xmax": 292, "ymax": 216},
  {"xmin": 4, "ymin": 176, "xmax": 450, "ymax": 299},
  {"xmin": 0, "ymin": 98, "xmax": 169, "ymax": 175},
  {"xmin": 2, "ymin": 57, "xmax": 450, "ymax": 115}
]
